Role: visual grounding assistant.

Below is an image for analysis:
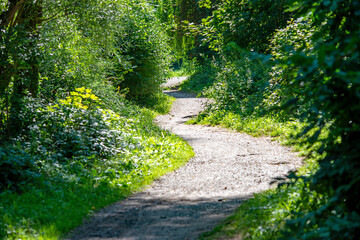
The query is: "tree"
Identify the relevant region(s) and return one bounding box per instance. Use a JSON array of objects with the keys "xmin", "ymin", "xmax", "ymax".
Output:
[
  {"xmin": 202, "ymin": 0, "xmax": 291, "ymax": 53},
  {"xmin": 281, "ymin": 0, "xmax": 360, "ymax": 237},
  {"xmin": 1, "ymin": 0, "xmax": 42, "ymax": 137}
]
